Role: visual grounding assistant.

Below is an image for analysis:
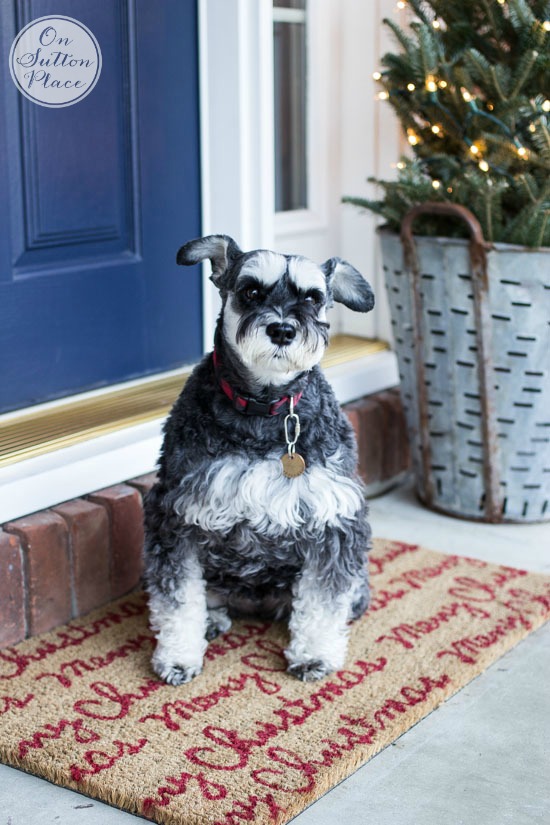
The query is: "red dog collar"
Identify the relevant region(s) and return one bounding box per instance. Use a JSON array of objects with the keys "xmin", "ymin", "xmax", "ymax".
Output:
[{"xmin": 212, "ymin": 349, "xmax": 304, "ymax": 416}]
